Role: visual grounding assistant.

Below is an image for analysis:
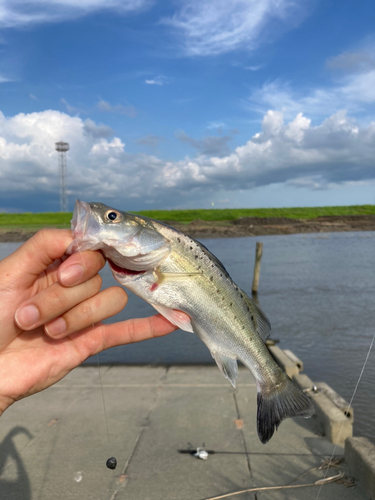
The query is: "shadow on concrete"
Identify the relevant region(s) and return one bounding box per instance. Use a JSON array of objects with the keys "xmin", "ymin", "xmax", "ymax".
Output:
[{"xmin": 0, "ymin": 426, "xmax": 33, "ymax": 500}]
